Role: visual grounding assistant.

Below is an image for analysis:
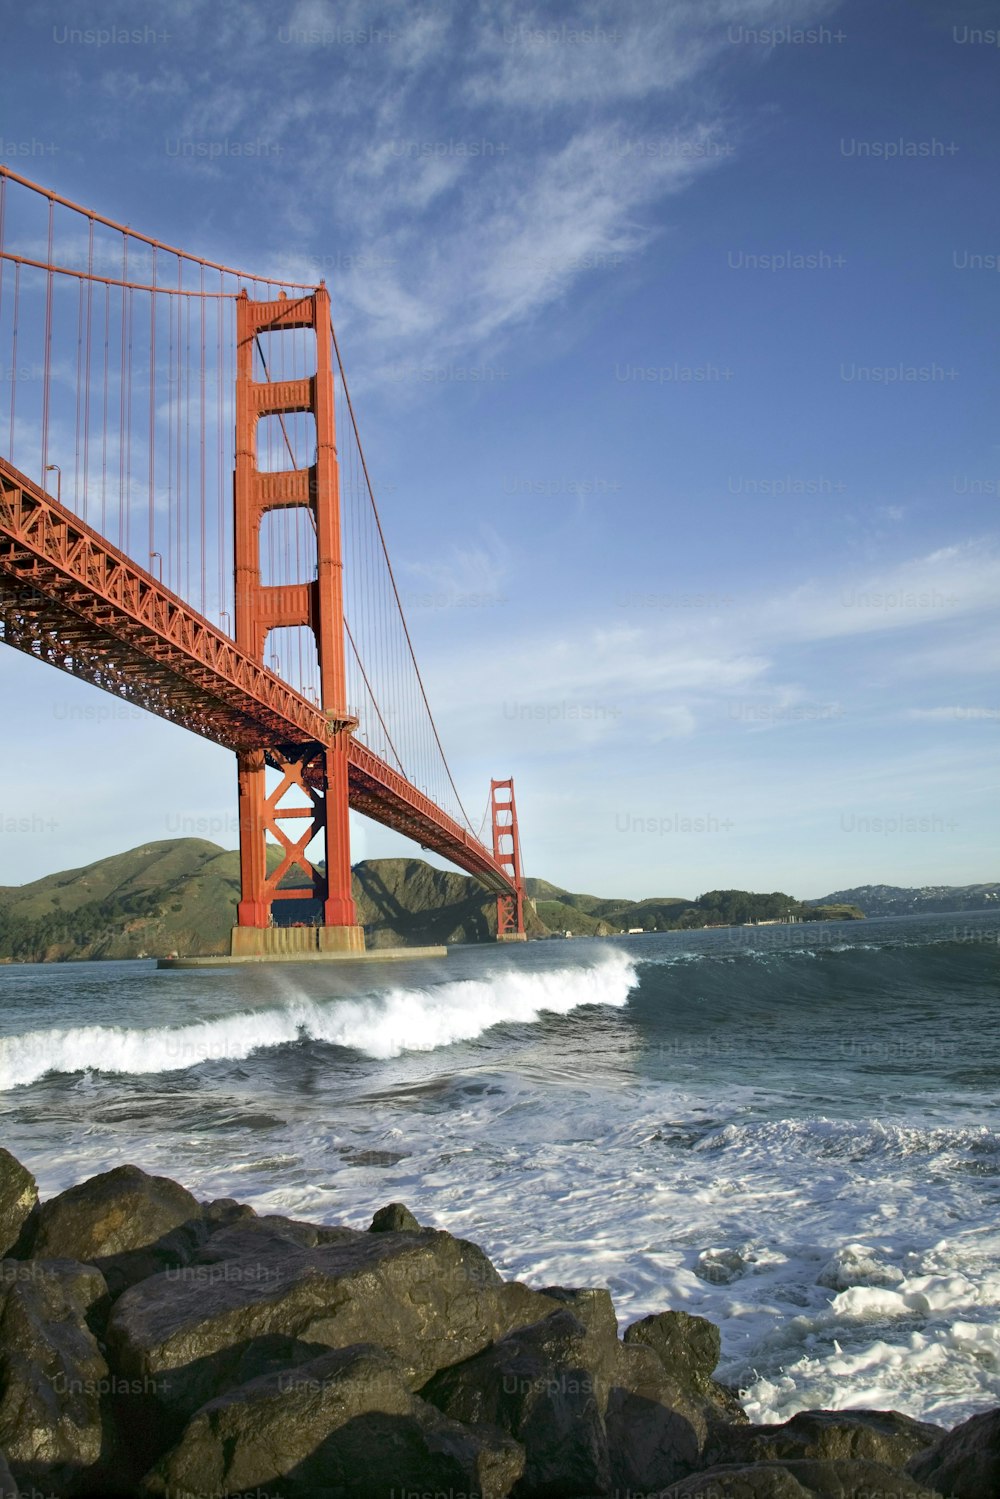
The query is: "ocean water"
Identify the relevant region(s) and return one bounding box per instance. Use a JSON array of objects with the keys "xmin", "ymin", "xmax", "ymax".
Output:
[{"xmin": 1, "ymin": 912, "xmax": 999, "ymax": 1428}]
